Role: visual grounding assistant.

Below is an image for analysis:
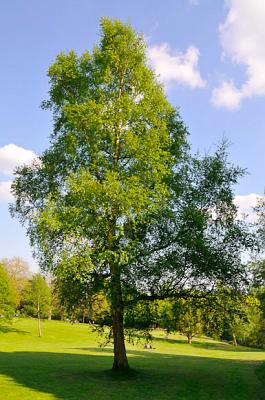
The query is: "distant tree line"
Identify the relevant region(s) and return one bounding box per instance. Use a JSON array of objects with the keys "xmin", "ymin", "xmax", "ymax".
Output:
[
  {"xmin": 124, "ymin": 283, "xmax": 265, "ymax": 349},
  {"xmin": 0, "ymin": 257, "xmax": 109, "ymax": 332},
  {"xmin": 1, "ymin": 256, "xmax": 265, "ymax": 348}
]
